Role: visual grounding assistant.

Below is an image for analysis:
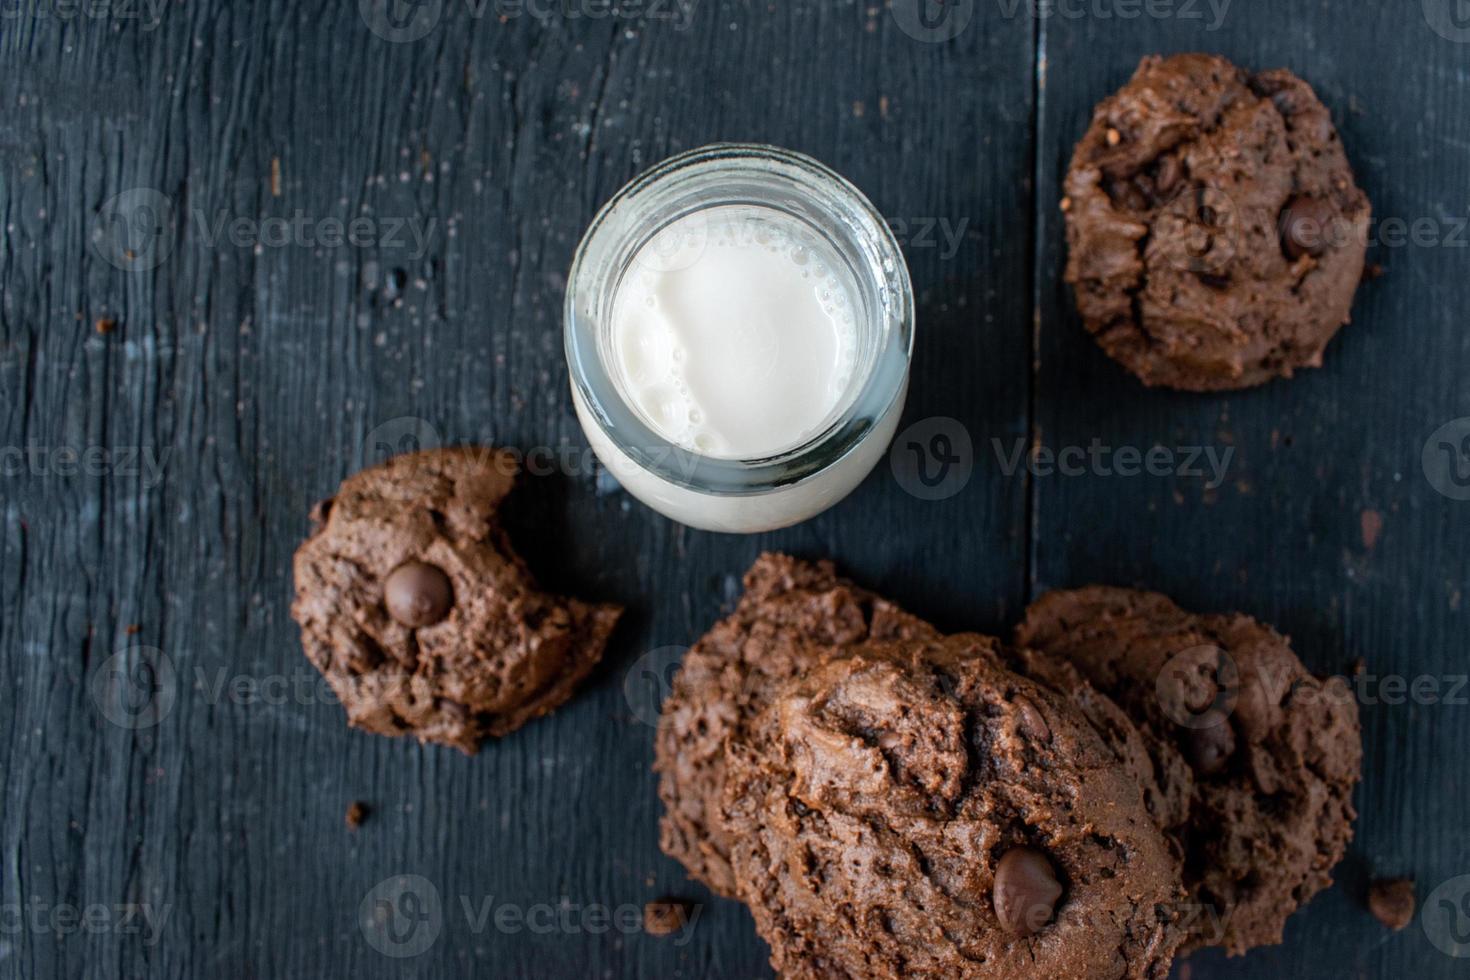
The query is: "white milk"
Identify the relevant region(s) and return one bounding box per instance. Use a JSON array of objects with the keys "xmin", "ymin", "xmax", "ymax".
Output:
[
  {"xmin": 608, "ymin": 205, "xmax": 860, "ymax": 459},
  {"xmin": 567, "ymin": 146, "xmax": 914, "ymax": 534}
]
